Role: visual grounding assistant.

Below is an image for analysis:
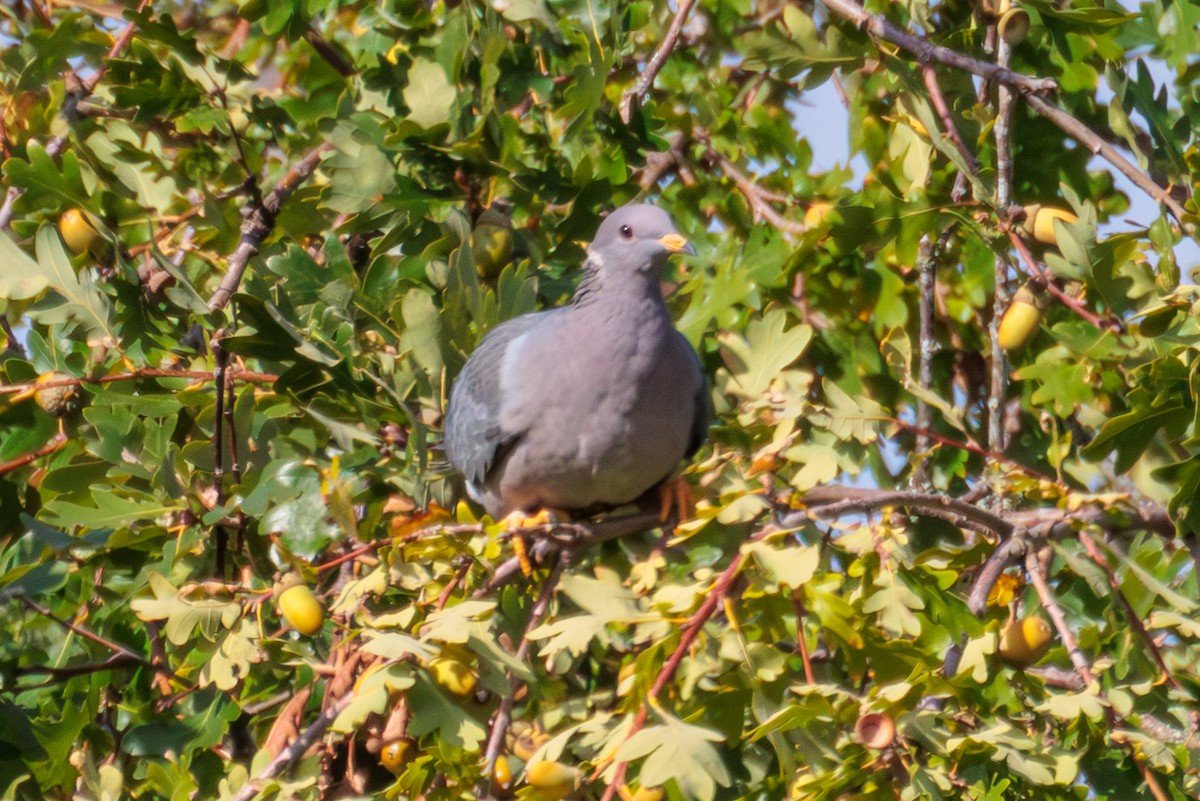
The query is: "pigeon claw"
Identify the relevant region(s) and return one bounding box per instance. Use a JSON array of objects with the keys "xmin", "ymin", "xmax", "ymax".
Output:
[
  {"xmin": 500, "ymin": 508, "xmax": 568, "ymax": 575},
  {"xmin": 658, "ymin": 476, "xmax": 694, "ymax": 527}
]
